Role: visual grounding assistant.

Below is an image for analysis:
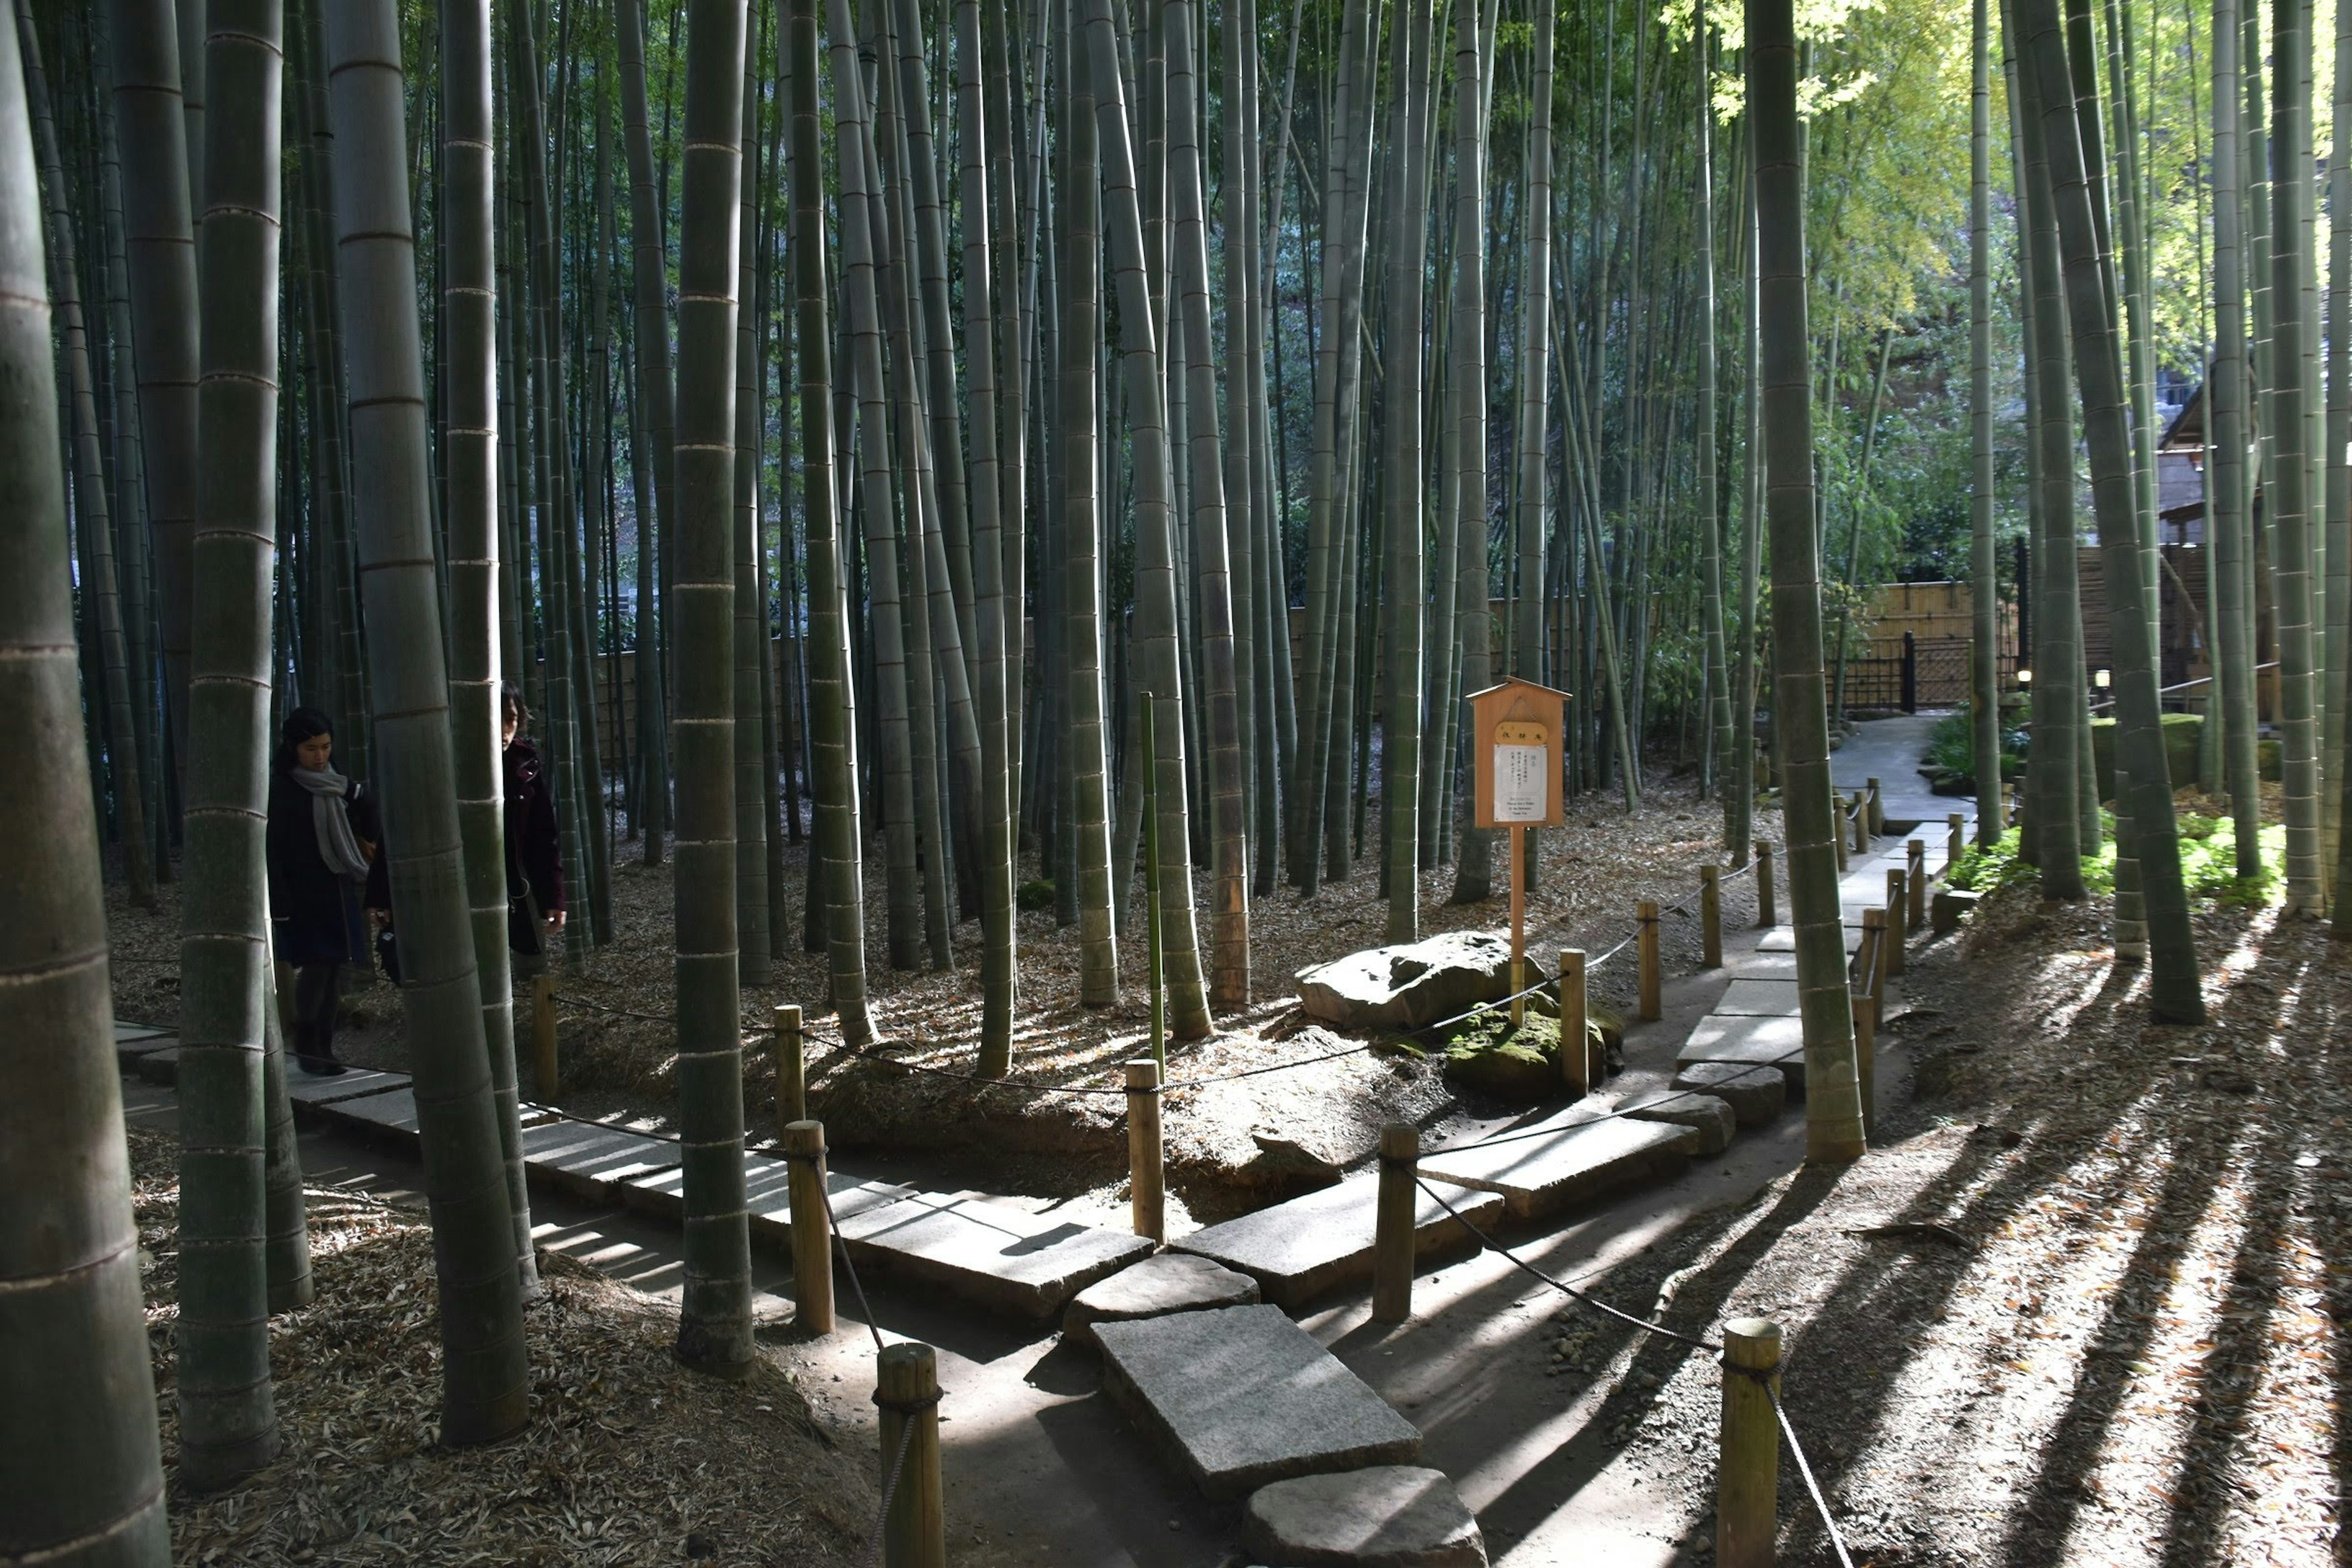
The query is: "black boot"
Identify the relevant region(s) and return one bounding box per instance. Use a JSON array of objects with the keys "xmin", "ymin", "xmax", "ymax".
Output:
[{"xmin": 295, "ymin": 1019, "xmax": 346, "ymax": 1076}]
